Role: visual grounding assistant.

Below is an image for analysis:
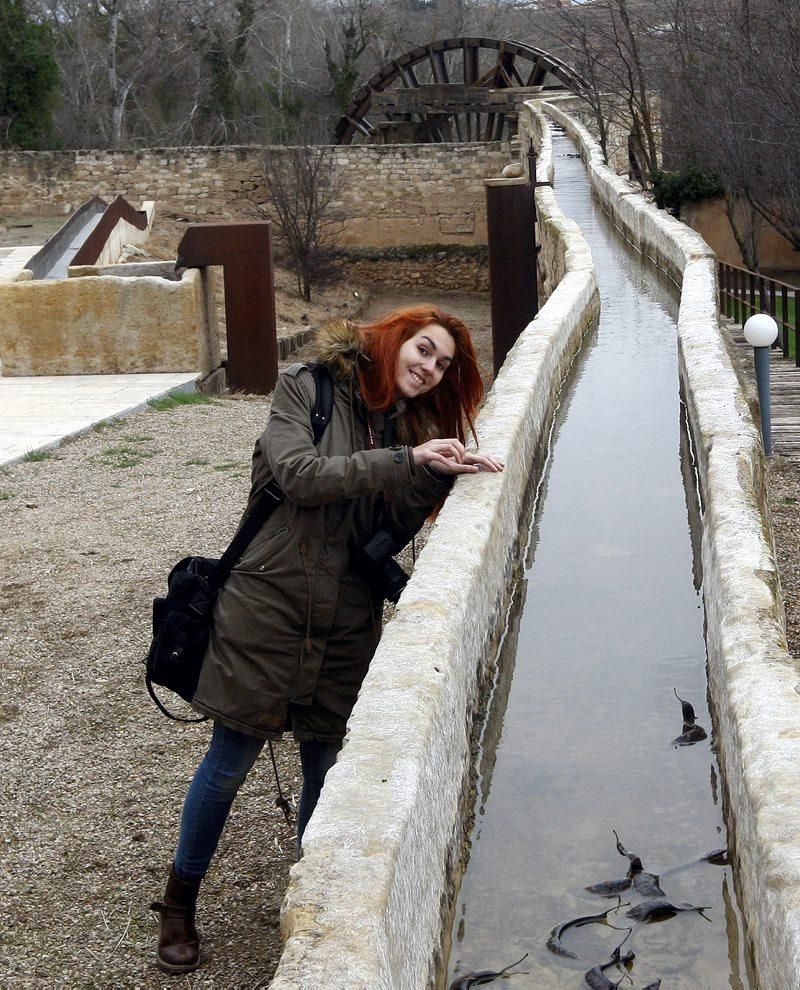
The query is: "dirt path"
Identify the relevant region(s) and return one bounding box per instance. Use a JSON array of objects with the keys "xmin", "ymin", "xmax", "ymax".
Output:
[{"xmin": 0, "ymin": 282, "xmax": 491, "ymax": 988}]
